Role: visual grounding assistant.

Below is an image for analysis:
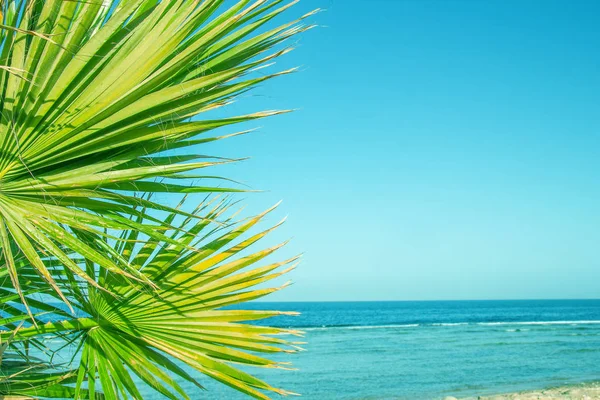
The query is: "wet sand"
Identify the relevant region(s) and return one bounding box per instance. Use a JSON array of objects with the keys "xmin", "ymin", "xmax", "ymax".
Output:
[{"xmin": 449, "ymin": 381, "xmax": 600, "ymax": 399}]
